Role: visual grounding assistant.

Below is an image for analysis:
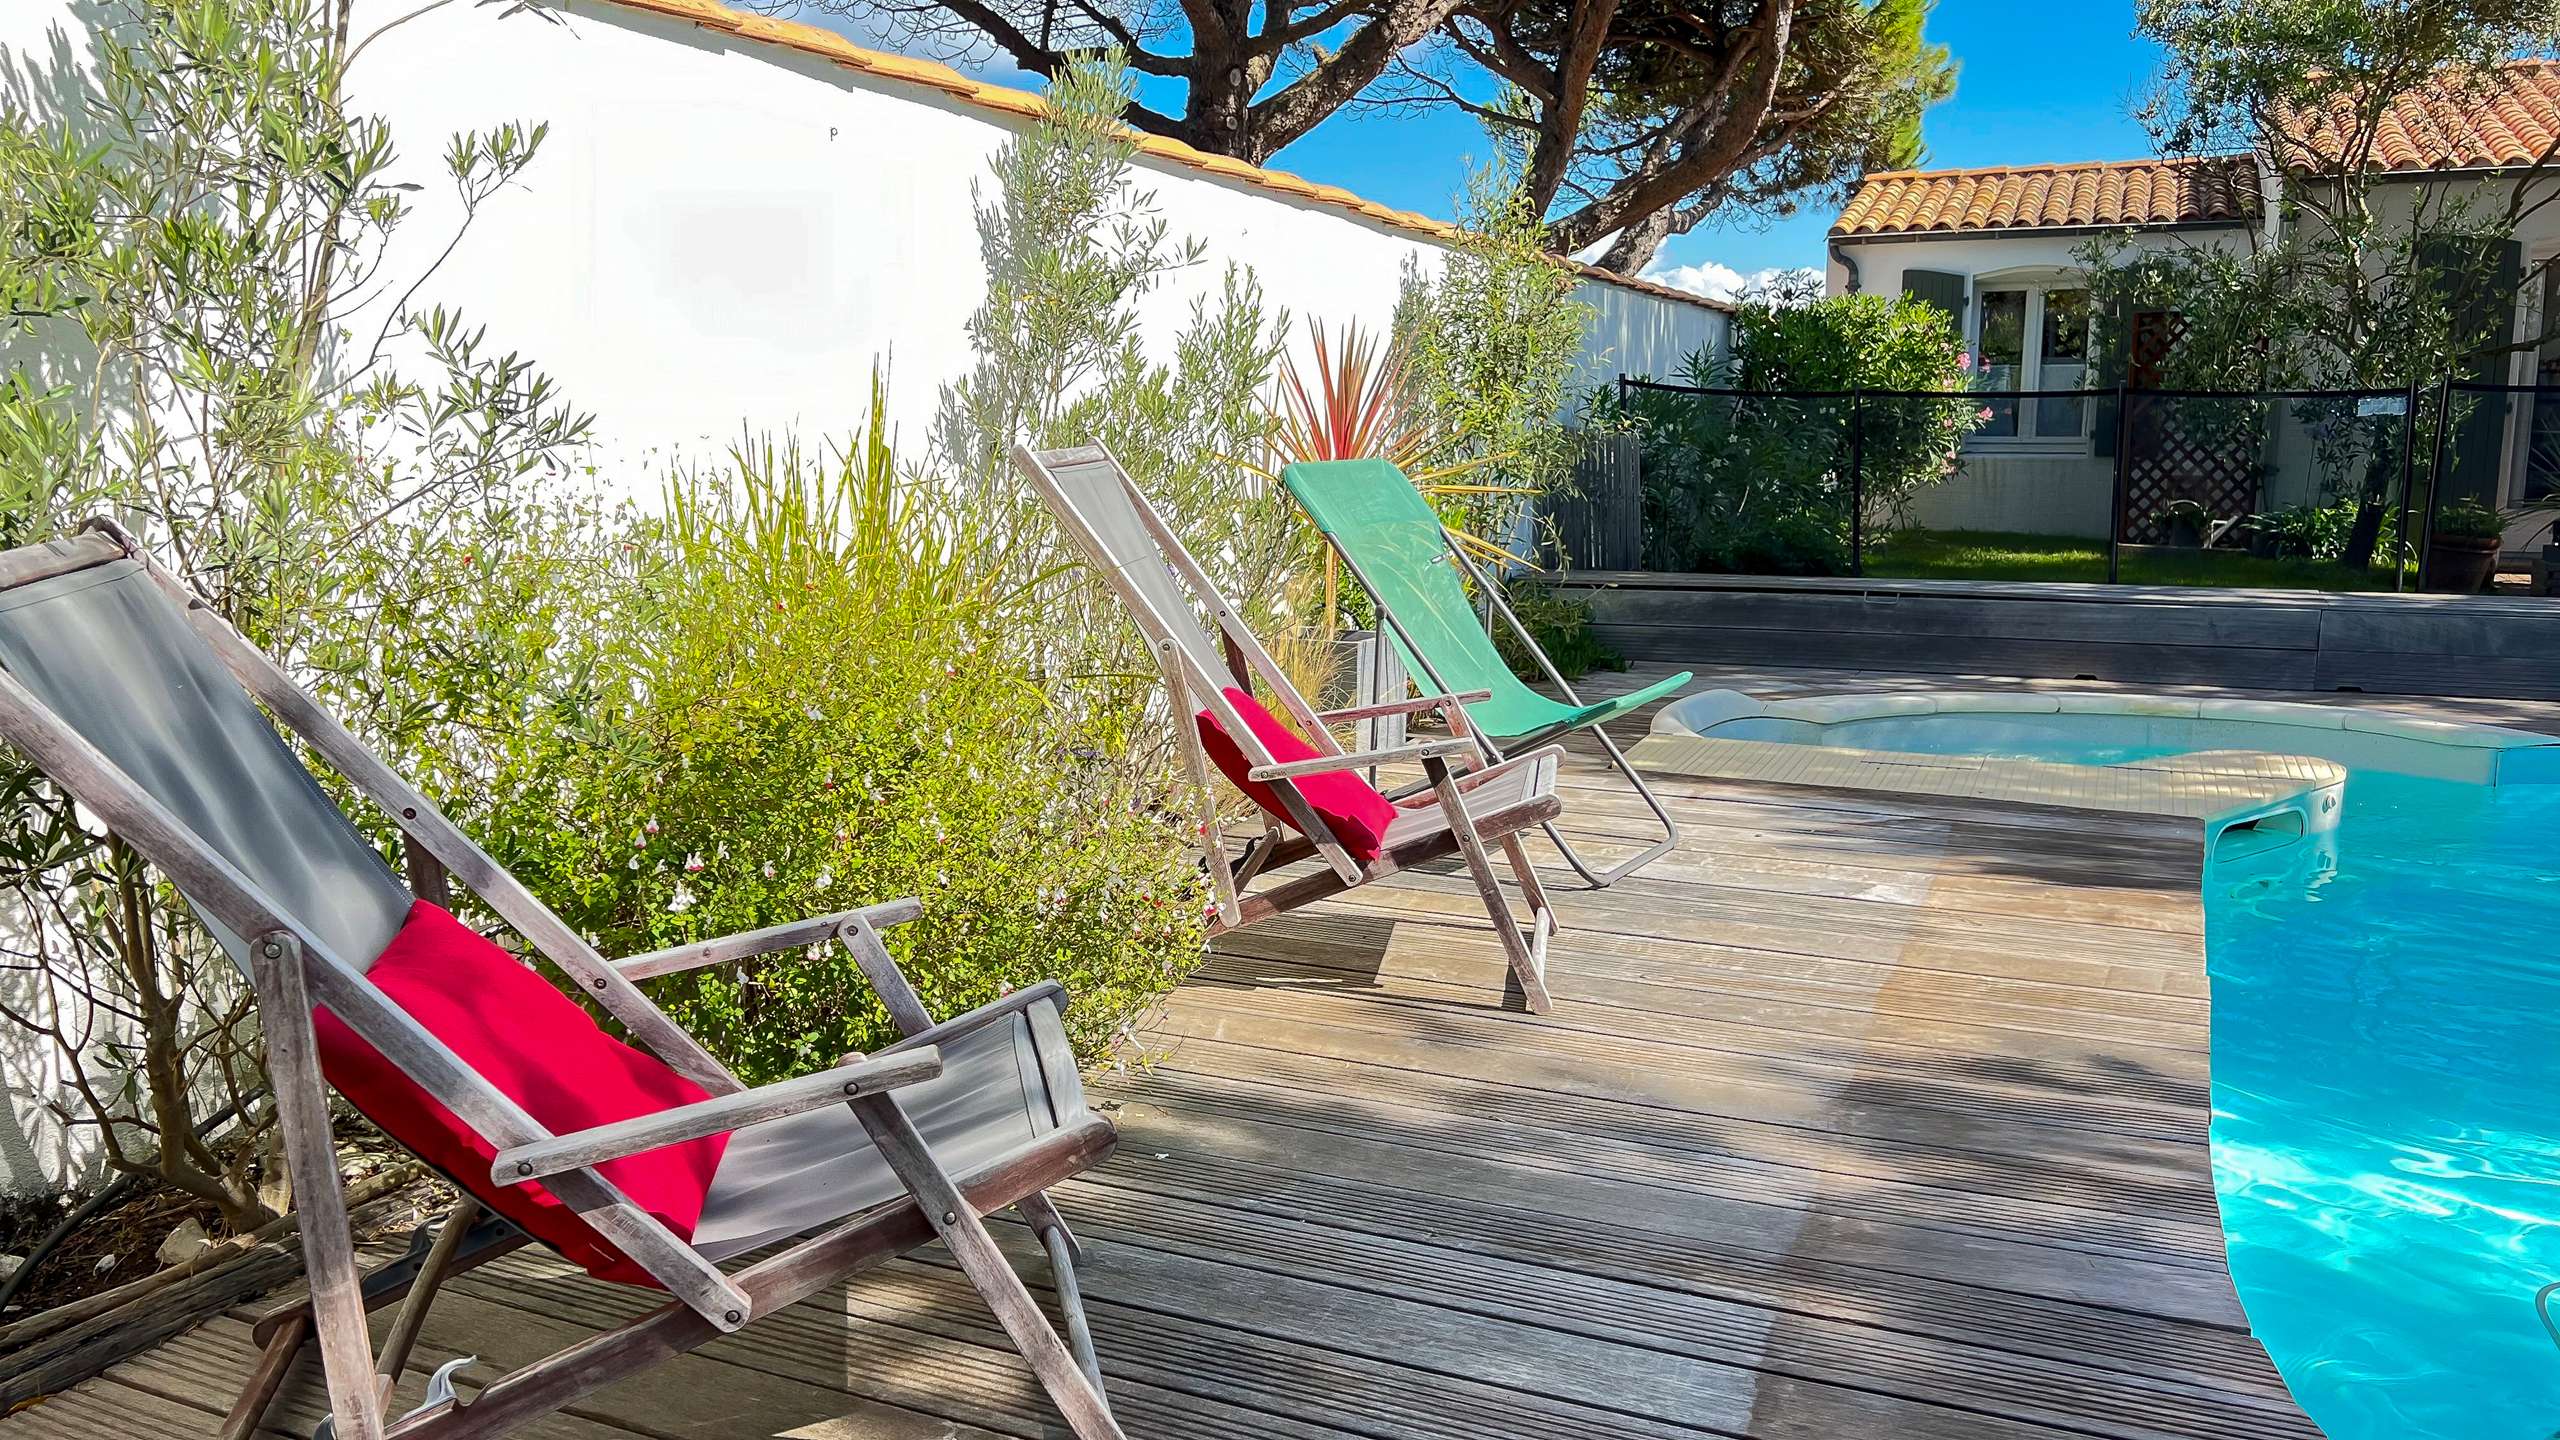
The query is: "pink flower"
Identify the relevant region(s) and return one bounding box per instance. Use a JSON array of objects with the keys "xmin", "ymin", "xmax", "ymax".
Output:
[
  {"xmin": 1957, "ymin": 352, "xmax": 1974, "ymax": 373},
  {"xmin": 1977, "ymin": 406, "xmax": 1993, "ymax": 421}
]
